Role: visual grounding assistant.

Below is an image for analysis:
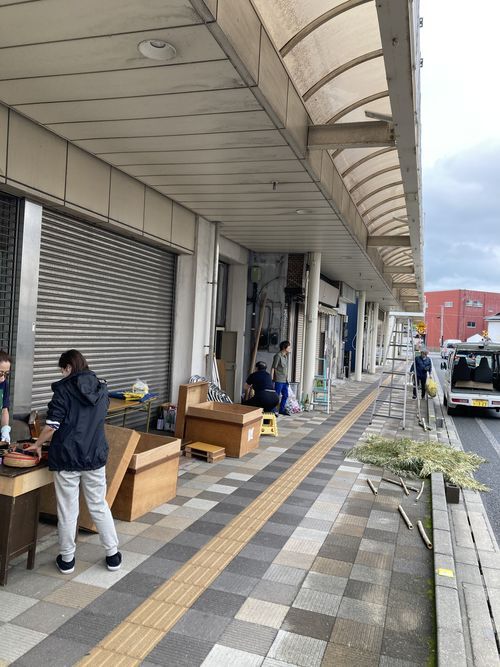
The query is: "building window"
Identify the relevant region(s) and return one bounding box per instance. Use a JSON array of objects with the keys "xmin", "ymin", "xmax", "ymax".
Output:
[
  {"xmin": 444, "ymin": 301, "xmax": 453, "ymax": 307},
  {"xmin": 465, "ymin": 300, "xmax": 483, "ymax": 307},
  {"xmin": 466, "ymin": 321, "xmax": 476, "ymax": 328}
]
